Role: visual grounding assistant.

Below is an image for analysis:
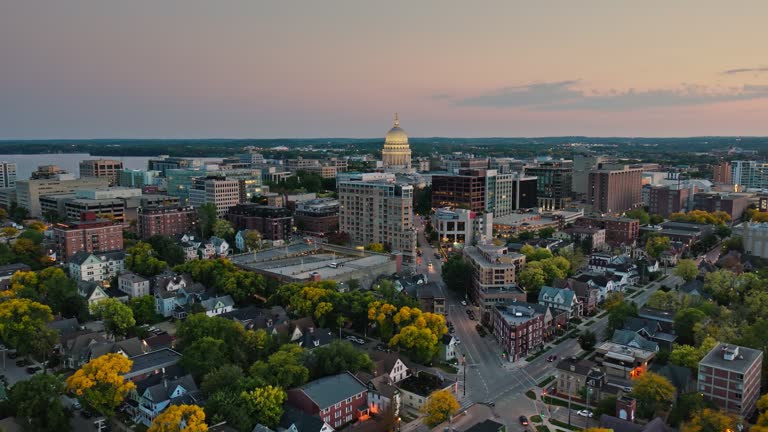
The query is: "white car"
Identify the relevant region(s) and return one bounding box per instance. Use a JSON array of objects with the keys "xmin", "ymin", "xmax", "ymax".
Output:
[
  {"xmin": 460, "ymin": 300, "xmax": 467, "ymax": 306},
  {"xmin": 576, "ymin": 410, "xmax": 593, "ymax": 418}
]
